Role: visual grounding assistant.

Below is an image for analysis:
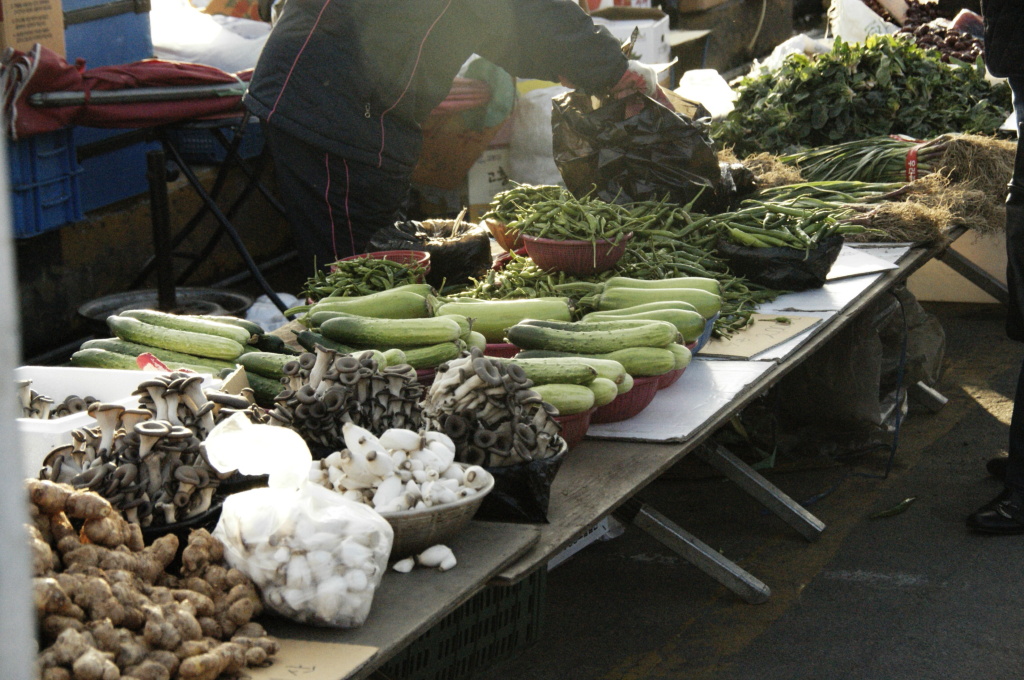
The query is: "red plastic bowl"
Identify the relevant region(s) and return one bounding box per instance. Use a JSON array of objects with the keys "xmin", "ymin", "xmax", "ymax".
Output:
[
  {"xmin": 339, "ymin": 250, "xmax": 431, "ymax": 281},
  {"xmin": 591, "ymin": 374, "xmax": 660, "ymax": 424},
  {"xmin": 657, "ymin": 366, "xmax": 687, "ymax": 390},
  {"xmin": 416, "ymin": 368, "xmax": 436, "ymax": 388},
  {"xmin": 484, "ymin": 218, "xmax": 524, "ymax": 252},
  {"xmin": 553, "ymin": 408, "xmax": 595, "ymax": 451},
  {"xmin": 484, "ymin": 342, "xmax": 519, "ymax": 358},
  {"xmin": 521, "ymin": 232, "xmax": 632, "ymax": 276}
]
